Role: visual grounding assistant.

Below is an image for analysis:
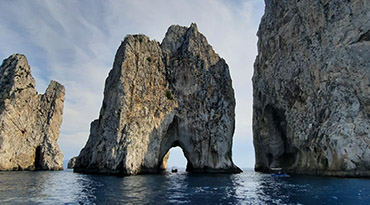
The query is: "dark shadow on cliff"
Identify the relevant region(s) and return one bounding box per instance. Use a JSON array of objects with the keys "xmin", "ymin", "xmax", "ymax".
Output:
[{"xmin": 0, "ymin": 57, "xmax": 16, "ymax": 116}]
